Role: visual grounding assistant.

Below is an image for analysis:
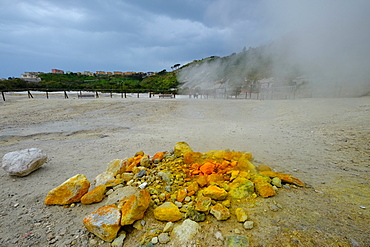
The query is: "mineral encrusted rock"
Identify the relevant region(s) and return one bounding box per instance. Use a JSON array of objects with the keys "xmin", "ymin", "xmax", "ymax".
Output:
[
  {"xmin": 2, "ymin": 148, "xmax": 47, "ymax": 176},
  {"xmin": 120, "ymin": 189, "xmax": 151, "ymax": 226},
  {"xmin": 83, "ymin": 205, "xmax": 121, "ymax": 242},
  {"xmin": 81, "ymin": 184, "xmax": 107, "ymax": 204},
  {"xmin": 210, "ymin": 203, "xmax": 231, "ymax": 221},
  {"xmin": 154, "ymin": 202, "xmax": 183, "ymax": 222},
  {"xmin": 202, "ymin": 185, "xmax": 228, "ymax": 200},
  {"xmin": 235, "ymin": 208, "xmax": 248, "ymax": 222},
  {"xmin": 44, "ymin": 174, "xmax": 90, "ymax": 205}
]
